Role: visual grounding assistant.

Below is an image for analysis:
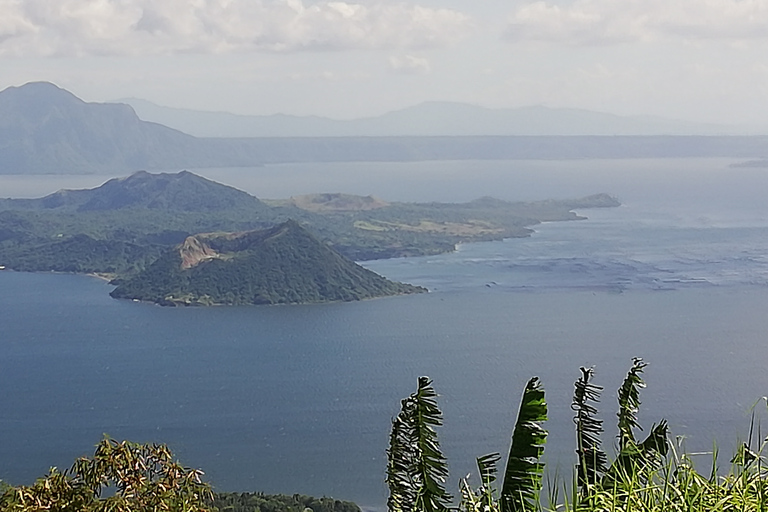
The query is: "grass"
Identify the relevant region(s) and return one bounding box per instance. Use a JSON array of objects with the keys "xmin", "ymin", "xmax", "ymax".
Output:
[
  {"xmin": 460, "ymin": 436, "xmax": 768, "ymax": 512},
  {"xmin": 449, "ymin": 367, "xmax": 768, "ymax": 512},
  {"xmin": 549, "ymin": 444, "xmax": 768, "ymax": 512},
  {"xmin": 541, "ymin": 415, "xmax": 768, "ymax": 511}
]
